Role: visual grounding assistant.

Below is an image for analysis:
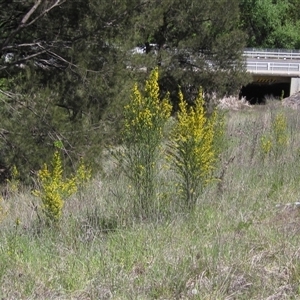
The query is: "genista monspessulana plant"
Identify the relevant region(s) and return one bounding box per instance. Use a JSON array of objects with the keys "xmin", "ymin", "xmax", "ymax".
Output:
[
  {"xmin": 260, "ymin": 112, "xmax": 288, "ymax": 159},
  {"xmin": 33, "ymin": 152, "xmax": 77, "ymax": 223},
  {"xmin": 0, "ymin": 197, "xmax": 6, "ymax": 224},
  {"xmin": 6, "ymin": 165, "xmax": 20, "ymax": 194},
  {"xmin": 120, "ymin": 68, "xmax": 172, "ymax": 218},
  {"xmin": 168, "ymin": 89, "xmax": 224, "ymax": 207},
  {"xmin": 33, "ymin": 151, "xmax": 91, "ymax": 224}
]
